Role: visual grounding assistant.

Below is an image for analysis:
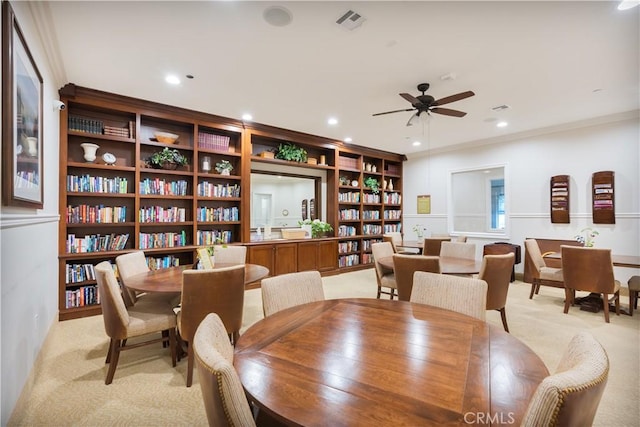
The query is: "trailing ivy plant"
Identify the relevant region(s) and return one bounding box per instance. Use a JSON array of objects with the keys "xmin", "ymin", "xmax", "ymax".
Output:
[
  {"xmin": 275, "ymin": 142, "xmax": 307, "ymax": 163},
  {"xmin": 364, "ymin": 176, "xmax": 380, "ymax": 194}
]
